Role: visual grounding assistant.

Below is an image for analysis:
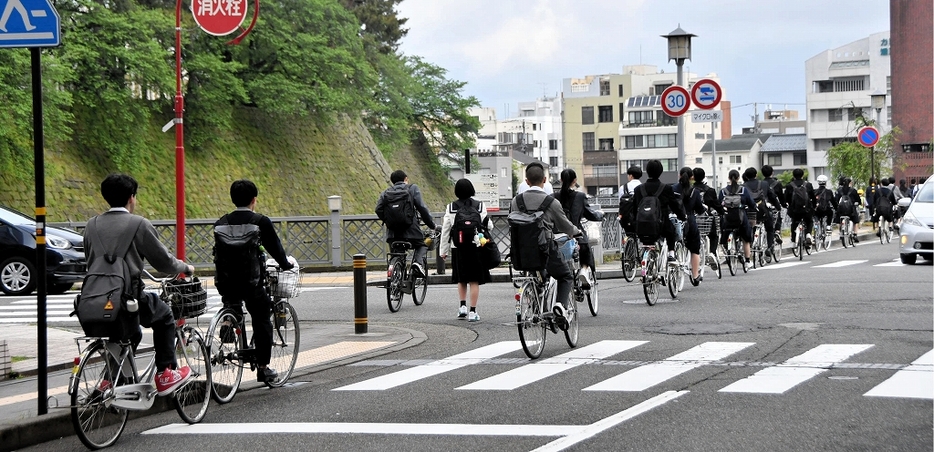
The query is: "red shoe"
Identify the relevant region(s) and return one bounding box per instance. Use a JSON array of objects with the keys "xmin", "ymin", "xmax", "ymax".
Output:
[{"xmin": 156, "ymin": 366, "xmax": 192, "ymax": 396}]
